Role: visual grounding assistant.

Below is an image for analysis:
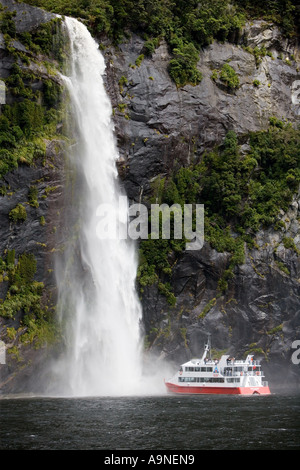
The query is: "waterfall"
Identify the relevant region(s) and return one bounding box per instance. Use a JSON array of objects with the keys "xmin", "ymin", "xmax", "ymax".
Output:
[{"xmin": 54, "ymin": 17, "xmax": 145, "ymax": 396}]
